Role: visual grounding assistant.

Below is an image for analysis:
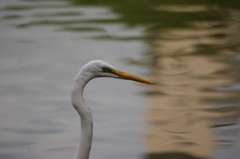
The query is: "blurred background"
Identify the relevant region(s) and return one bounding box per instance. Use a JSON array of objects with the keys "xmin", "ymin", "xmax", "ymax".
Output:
[{"xmin": 1, "ymin": 0, "xmax": 240, "ymax": 159}]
